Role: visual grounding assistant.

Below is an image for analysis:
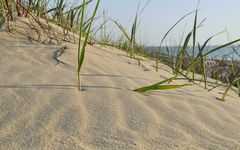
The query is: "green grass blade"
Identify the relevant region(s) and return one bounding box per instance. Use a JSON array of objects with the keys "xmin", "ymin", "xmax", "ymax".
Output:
[
  {"xmin": 225, "ymin": 28, "xmax": 240, "ymax": 57},
  {"xmin": 192, "ymin": 0, "xmax": 200, "ymax": 57},
  {"xmin": 159, "ymin": 10, "xmax": 195, "ymax": 48},
  {"xmin": 131, "ymin": 13, "xmax": 138, "ymax": 47},
  {"xmin": 202, "ymin": 39, "xmax": 240, "ymax": 58},
  {"xmin": 77, "ymin": 0, "xmax": 100, "ymax": 91},
  {"xmin": 63, "ymin": 0, "xmax": 93, "ymax": 15},
  {"xmin": 77, "ymin": 0, "xmax": 85, "ymax": 73},
  {"xmin": 185, "ymin": 39, "xmax": 240, "ymax": 70},
  {"xmin": 198, "ymin": 43, "xmax": 207, "ymax": 88},
  {"xmin": 134, "ymin": 84, "xmax": 191, "ymax": 93},
  {"xmin": 195, "ymin": 31, "xmax": 224, "ymax": 59},
  {"xmin": 176, "ymin": 31, "xmax": 192, "ymax": 71},
  {"xmin": 191, "ymin": 1, "xmax": 200, "ymax": 79},
  {"xmin": 78, "ymin": 0, "xmax": 100, "ymax": 71}
]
